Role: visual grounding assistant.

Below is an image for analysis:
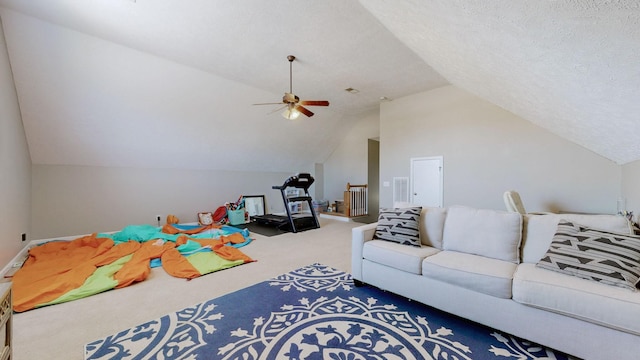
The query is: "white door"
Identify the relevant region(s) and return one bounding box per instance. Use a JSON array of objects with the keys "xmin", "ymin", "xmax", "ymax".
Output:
[{"xmin": 410, "ymin": 157, "xmax": 443, "ymax": 207}]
